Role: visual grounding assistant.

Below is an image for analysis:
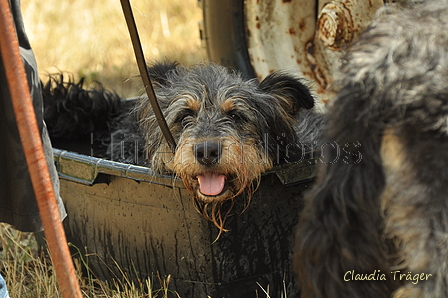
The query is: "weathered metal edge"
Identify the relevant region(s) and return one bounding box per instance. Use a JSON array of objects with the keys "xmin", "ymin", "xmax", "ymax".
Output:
[
  {"xmin": 52, "ymin": 148, "xmax": 180, "ymax": 187},
  {"xmin": 53, "ymin": 148, "xmax": 317, "ymax": 187}
]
